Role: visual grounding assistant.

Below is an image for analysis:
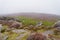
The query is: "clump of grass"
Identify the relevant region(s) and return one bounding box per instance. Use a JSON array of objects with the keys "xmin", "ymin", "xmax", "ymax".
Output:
[
  {"xmin": 22, "ymin": 34, "xmax": 29, "ymax": 40},
  {"xmin": 1, "ymin": 25, "xmax": 8, "ymax": 33},
  {"xmin": 43, "ymin": 21, "xmax": 54, "ymax": 26}
]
